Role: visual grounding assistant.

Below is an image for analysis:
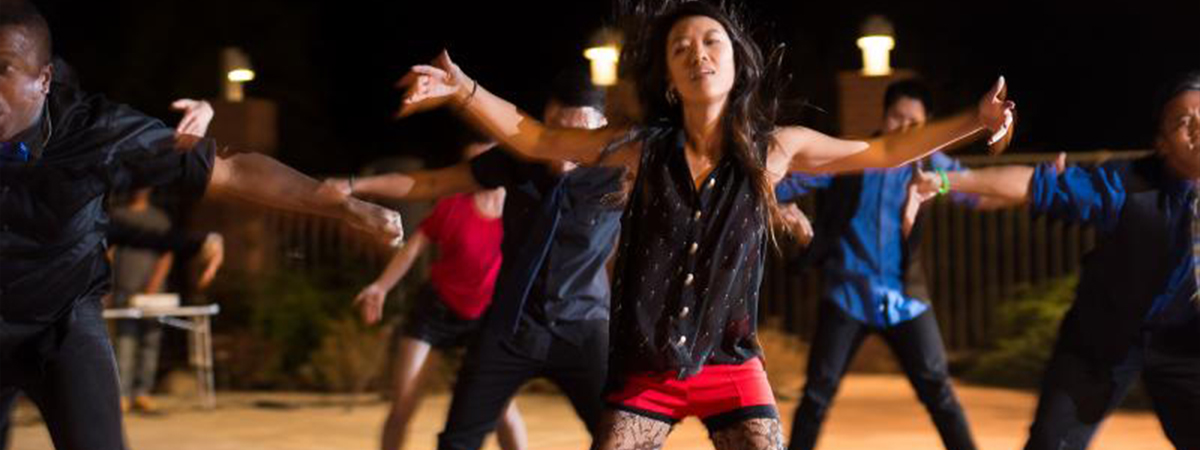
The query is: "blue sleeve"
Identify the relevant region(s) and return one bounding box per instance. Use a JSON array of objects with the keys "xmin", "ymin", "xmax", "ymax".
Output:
[
  {"xmin": 928, "ymin": 152, "xmax": 967, "ymax": 172},
  {"xmin": 927, "ymin": 153, "xmax": 979, "ymax": 207},
  {"xmin": 775, "ymin": 173, "xmax": 832, "ymax": 203},
  {"xmin": 1028, "ymin": 162, "xmax": 1126, "ymax": 231}
]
